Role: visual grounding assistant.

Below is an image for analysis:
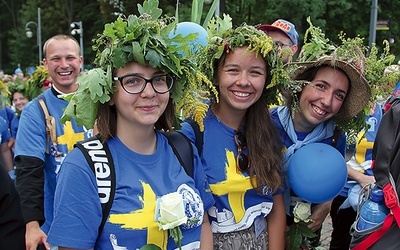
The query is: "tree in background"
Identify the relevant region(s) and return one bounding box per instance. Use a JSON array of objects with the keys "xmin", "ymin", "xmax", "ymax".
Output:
[{"xmin": 1, "ymin": 0, "xmax": 399, "ymax": 75}]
